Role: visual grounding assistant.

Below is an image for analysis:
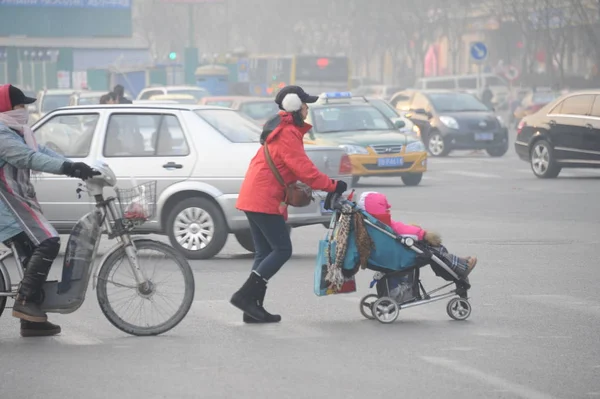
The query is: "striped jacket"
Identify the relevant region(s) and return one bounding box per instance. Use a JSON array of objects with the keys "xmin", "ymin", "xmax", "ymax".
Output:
[{"xmin": 0, "ymin": 122, "xmax": 67, "ymax": 245}]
